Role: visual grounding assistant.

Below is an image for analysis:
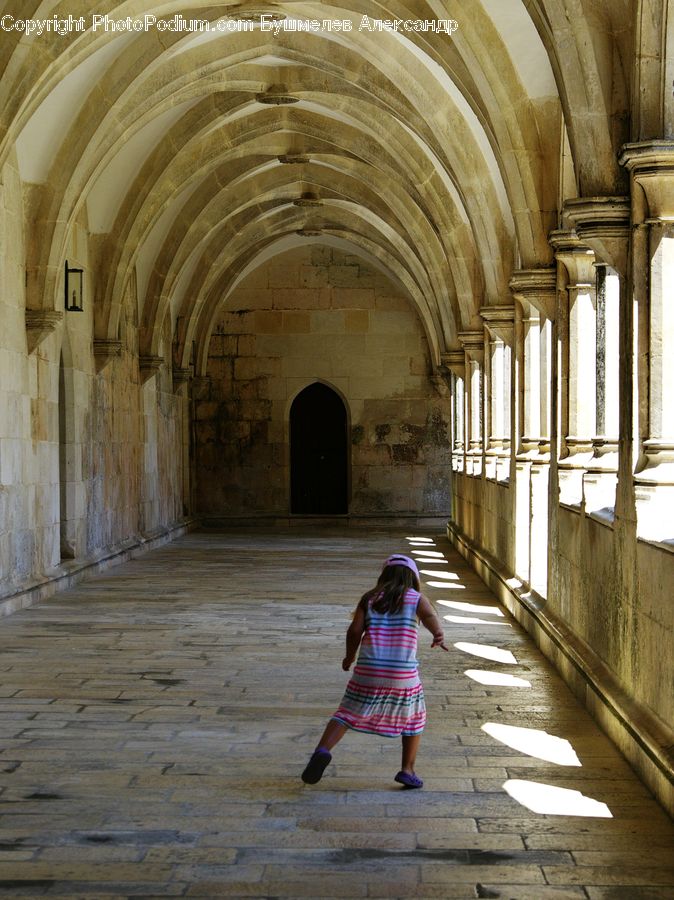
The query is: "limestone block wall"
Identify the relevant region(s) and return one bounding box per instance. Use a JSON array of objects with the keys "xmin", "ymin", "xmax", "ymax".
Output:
[
  {"xmin": 0, "ymin": 155, "xmax": 35, "ymax": 587},
  {"xmin": 194, "ymin": 245, "xmax": 451, "ymax": 519},
  {"xmin": 0, "ymin": 156, "xmax": 186, "ymax": 605},
  {"xmin": 453, "ymin": 469, "xmax": 674, "ymax": 727},
  {"xmin": 554, "ymin": 508, "xmax": 673, "ymax": 729},
  {"xmin": 451, "ymin": 467, "xmax": 674, "ymax": 811},
  {"xmin": 139, "ymin": 320, "xmax": 184, "ymax": 536},
  {"xmin": 636, "ymin": 542, "xmax": 674, "ymax": 727},
  {"xmin": 480, "ymin": 479, "xmax": 514, "ymax": 568}
]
